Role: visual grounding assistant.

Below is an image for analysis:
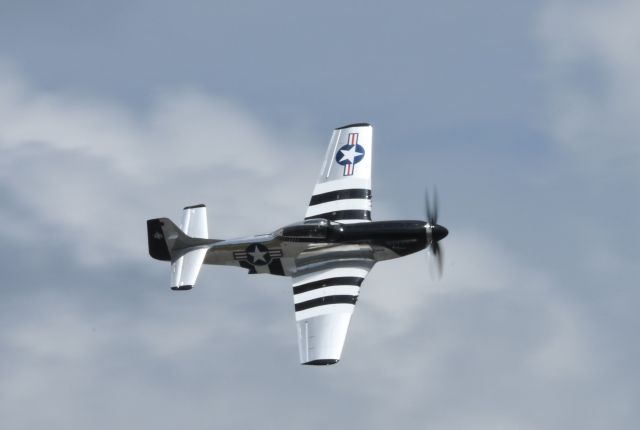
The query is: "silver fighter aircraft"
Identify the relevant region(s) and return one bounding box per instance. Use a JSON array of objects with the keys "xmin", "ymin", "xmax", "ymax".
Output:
[{"xmin": 147, "ymin": 123, "xmax": 448, "ymax": 365}]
